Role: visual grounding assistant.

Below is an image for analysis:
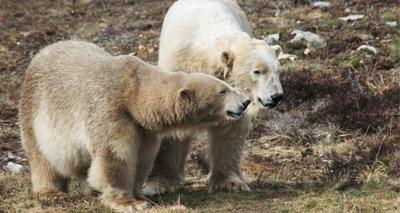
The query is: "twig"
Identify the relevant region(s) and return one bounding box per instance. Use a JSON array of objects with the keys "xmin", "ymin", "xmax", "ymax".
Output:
[
  {"xmin": 101, "ymin": 0, "xmax": 108, "ymax": 14},
  {"xmin": 367, "ymin": 127, "xmax": 388, "ymax": 183},
  {"xmin": 268, "ymin": 0, "xmax": 281, "ymax": 16}
]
